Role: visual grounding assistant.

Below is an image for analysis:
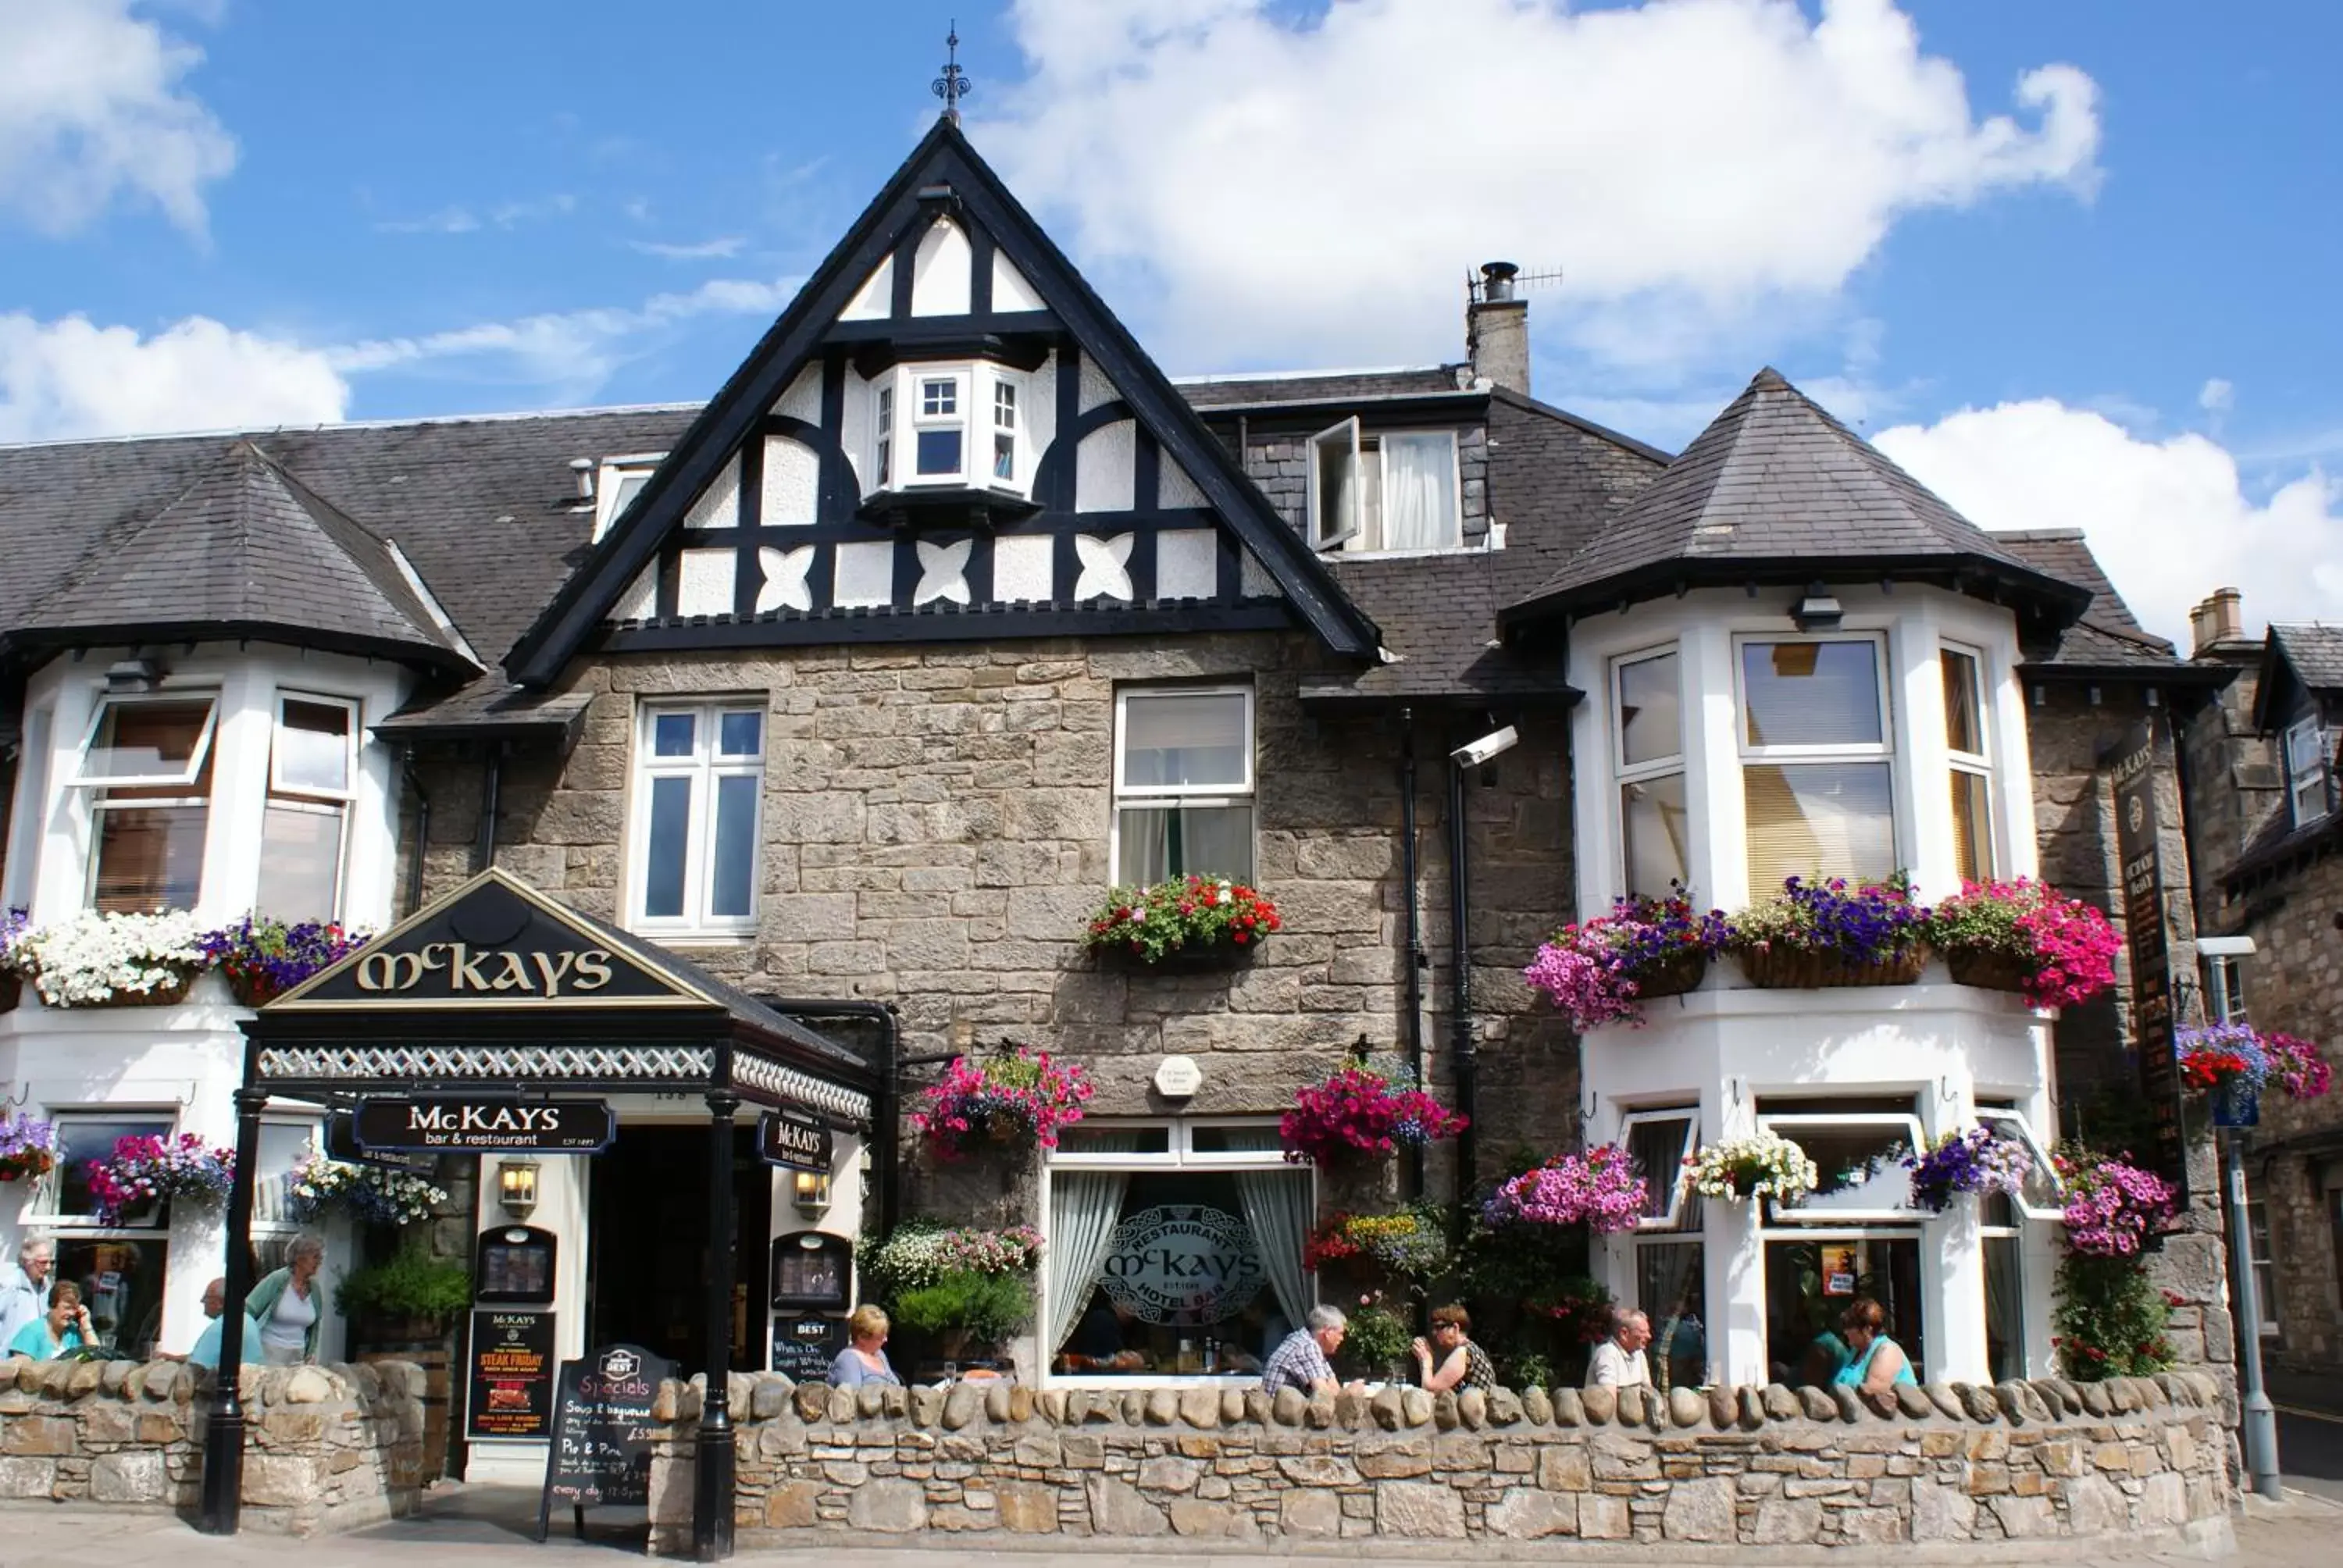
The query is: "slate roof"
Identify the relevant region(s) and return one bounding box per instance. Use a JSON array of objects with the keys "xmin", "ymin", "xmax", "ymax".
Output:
[
  {"xmin": 2272, "ymin": 623, "xmax": 2343, "ymax": 690},
  {"xmin": 1176, "ymin": 366, "xmax": 1471, "ymax": 408},
  {"xmin": 1988, "ymin": 529, "xmax": 2226, "ymax": 680},
  {"xmin": 1499, "ymin": 368, "xmax": 2089, "ymax": 633}
]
